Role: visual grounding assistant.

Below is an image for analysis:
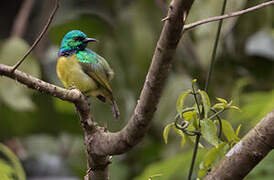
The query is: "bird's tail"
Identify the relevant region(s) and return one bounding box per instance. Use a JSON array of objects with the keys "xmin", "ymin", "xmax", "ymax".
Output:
[{"xmin": 111, "ymin": 101, "xmax": 120, "ymax": 119}]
